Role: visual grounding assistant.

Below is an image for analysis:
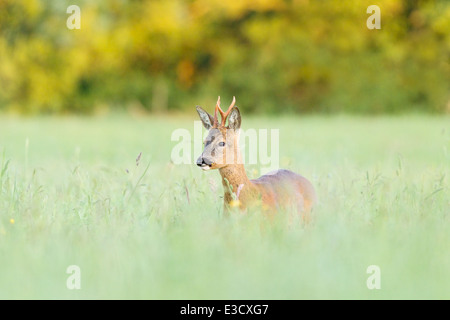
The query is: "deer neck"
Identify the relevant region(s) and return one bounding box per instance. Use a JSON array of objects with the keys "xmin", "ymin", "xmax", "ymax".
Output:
[
  {"xmin": 217, "ymin": 132, "xmax": 257, "ymax": 206},
  {"xmin": 219, "ymin": 164, "xmax": 253, "ymax": 201}
]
